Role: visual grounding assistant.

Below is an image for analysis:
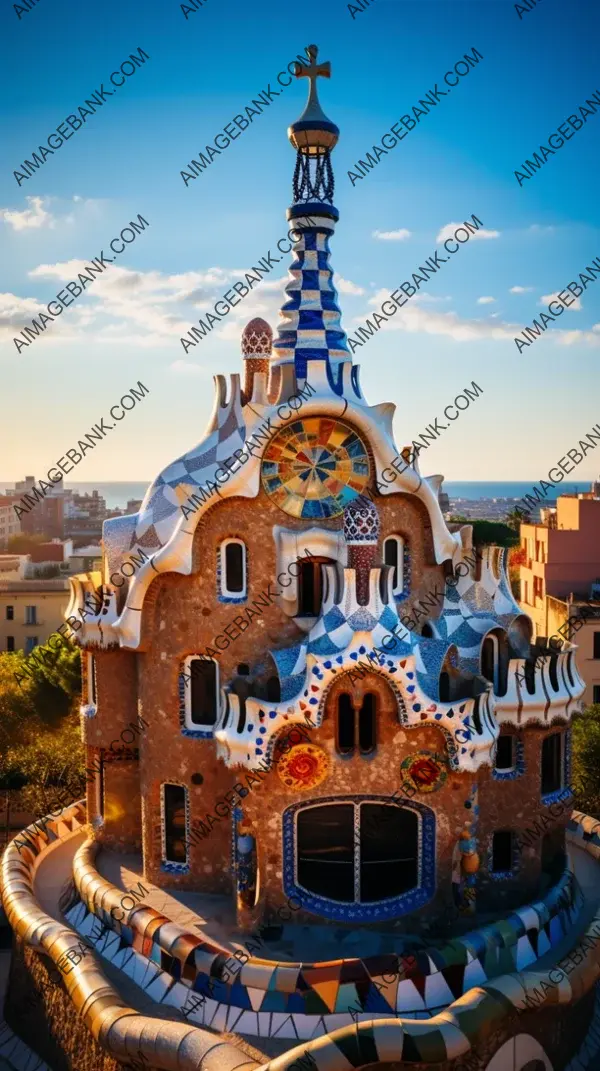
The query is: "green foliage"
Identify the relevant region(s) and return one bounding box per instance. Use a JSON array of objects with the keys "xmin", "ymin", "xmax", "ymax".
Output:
[
  {"xmin": 0, "ymin": 714, "xmax": 85, "ymax": 815},
  {"xmin": 470, "ymin": 520, "xmax": 519, "ymax": 548},
  {"xmin": 506, "ymin": 507, "xmax": 531, "ymax": 531},
  {"xmin": 1, "ymin": 642, "xmax": 81, "ymax": 740},
  {"xmin": 572, "ymin": 704, "xmax": 600, "ymax": 817}
]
